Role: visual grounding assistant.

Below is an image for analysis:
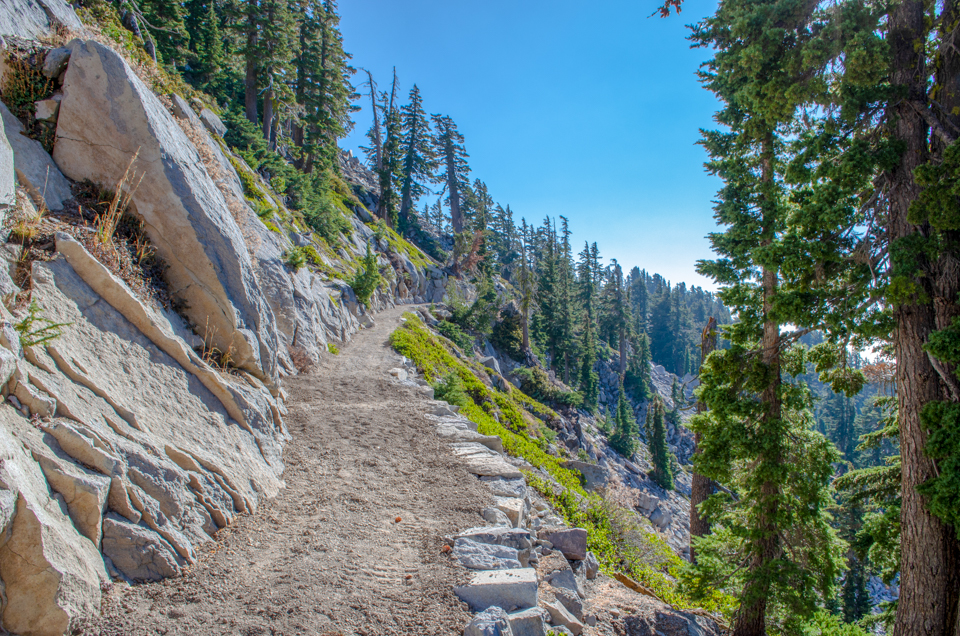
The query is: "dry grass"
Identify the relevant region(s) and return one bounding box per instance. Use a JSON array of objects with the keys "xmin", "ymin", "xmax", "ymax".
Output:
[{"xmin": 95, "ymin": 150, "xmax": 143, "ymax": 244}]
